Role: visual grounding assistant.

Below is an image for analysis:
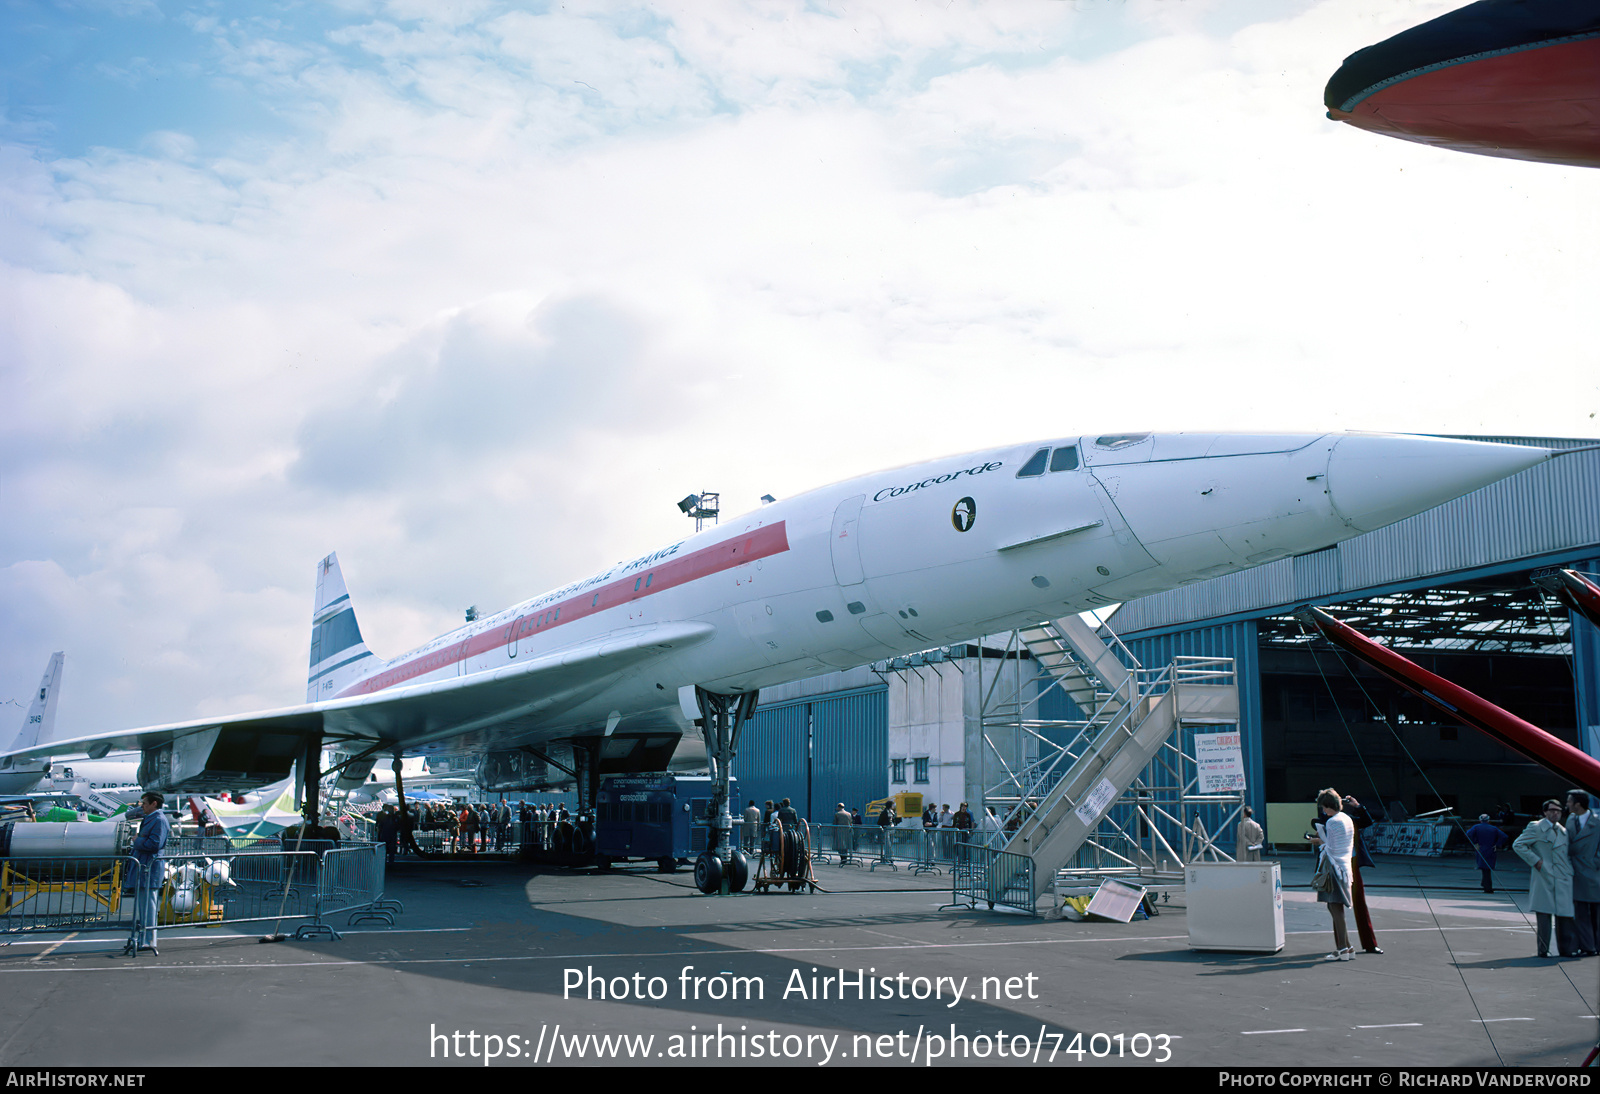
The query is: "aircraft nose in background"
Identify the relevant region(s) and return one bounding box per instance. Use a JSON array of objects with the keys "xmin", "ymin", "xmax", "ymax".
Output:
[{"xmin": 1326, "ymin": 434, "xmax": 1550, "ymax": 534}]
